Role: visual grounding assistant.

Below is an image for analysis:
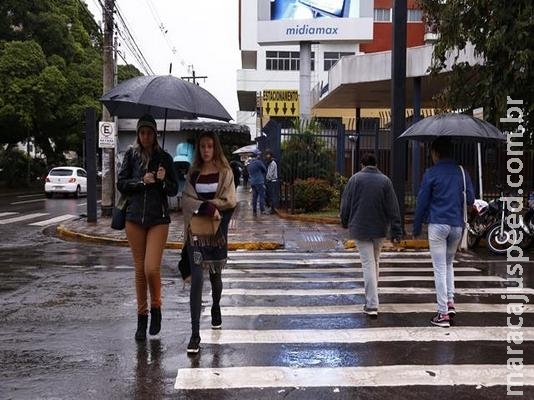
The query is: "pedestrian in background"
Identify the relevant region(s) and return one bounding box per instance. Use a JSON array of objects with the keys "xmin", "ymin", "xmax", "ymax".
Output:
[
  {"xmin": 264, "ymin": 149, "xmax": 279, "ymax": 214},
  {"xmin": 230, "ymin": 159, "xmax": 242, "ymax": 189},
  {"xmin": 247, "ymin": 149, "xmax": 267, "ymax": 216},
  {"xmin": 181, "ymin": 131, "xmax": 236, "ymax": 353},
  {"xmin": 117, "ymin": 114, "xmax": 178, "ymax": 341},
  {"xmin": 340, "ymin": 153, "xmax": 402, "ymax": 317},
  {"xmin": 412, "ymin": 137, "xmax": 475, "ymax": 328}
]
